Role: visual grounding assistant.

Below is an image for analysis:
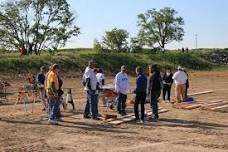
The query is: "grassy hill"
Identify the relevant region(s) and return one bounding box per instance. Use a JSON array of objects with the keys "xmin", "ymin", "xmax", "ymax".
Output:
[{"xmin": 0, "ymin": 48, "xmax": 227, "ymax": 76}]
